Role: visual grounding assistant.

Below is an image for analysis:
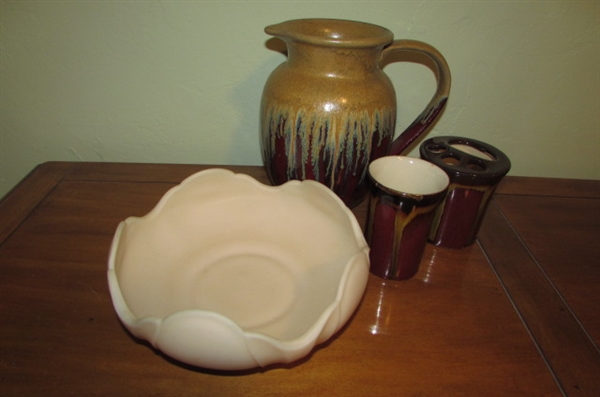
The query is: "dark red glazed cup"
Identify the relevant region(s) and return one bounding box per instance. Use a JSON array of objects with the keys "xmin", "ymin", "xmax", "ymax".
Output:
[
  {"xmin": 419, "ymin": 136, "xmax": 511, "ymax": 249},
  {"xmin": 366, "ymin": 156, "xmax": 449, "ymax": 280}
]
